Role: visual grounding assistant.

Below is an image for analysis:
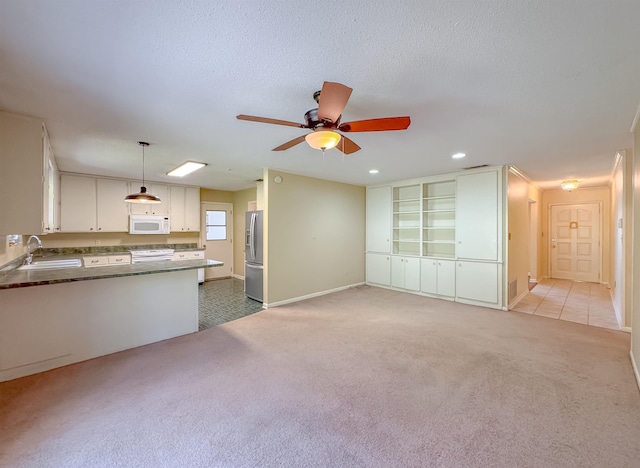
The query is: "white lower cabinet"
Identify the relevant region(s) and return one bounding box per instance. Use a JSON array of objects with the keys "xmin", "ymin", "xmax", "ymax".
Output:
[
  {"xmin": 366, "ymin": 253, "xmax": 391, "ymax": 287},
  {"xmin": 456, "ymin": 261, "xmax": 499, "ymax": 305},
  {"xmin": 391, "ymin": 256, "xmax": 420, "ymax": 291},
  {"xmin": 420, "ymin": 259, "xmax": 455, "ymax": 297}
]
